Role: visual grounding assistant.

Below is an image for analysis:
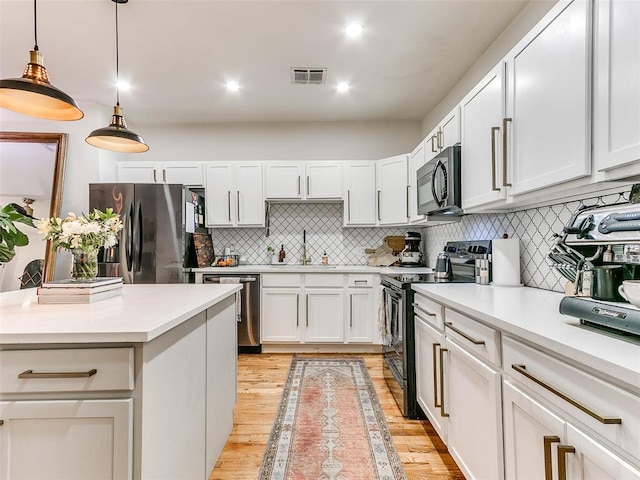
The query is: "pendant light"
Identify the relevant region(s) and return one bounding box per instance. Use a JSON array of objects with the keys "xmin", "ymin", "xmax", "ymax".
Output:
[
  {"xmin": 86, "ymin": 0, "xmax": 148, "ymax": 153},
  {"xmin": 0, "ymin": 0, "xmax": 84, "ymax": 121}
]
